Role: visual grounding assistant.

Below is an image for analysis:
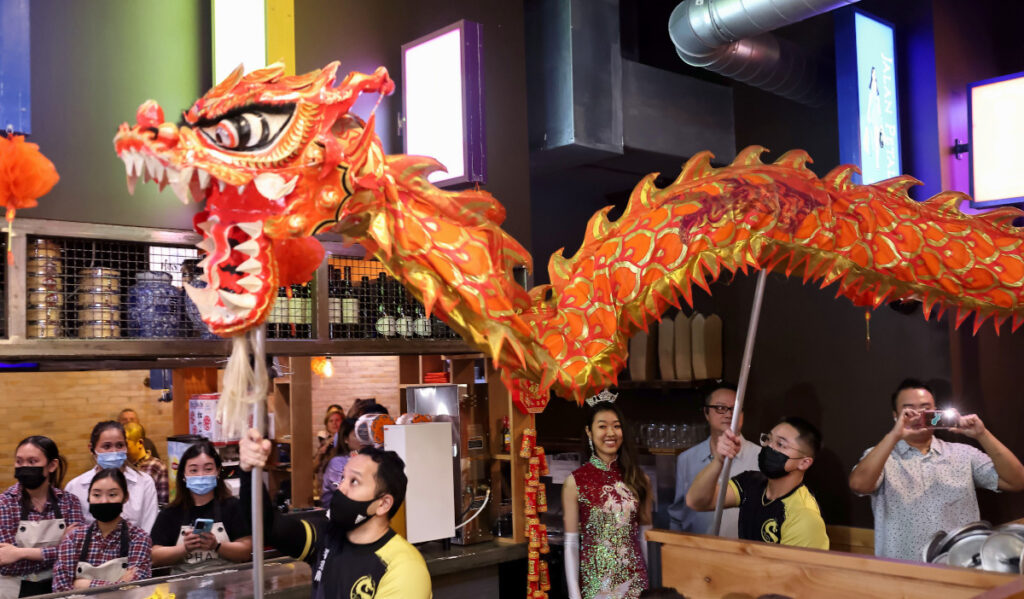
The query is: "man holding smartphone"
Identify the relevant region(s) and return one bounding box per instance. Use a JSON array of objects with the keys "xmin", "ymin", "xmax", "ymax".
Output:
[{"xmin": 849, "ymin": 379, "xmax": 1024, "ymax": 561}]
